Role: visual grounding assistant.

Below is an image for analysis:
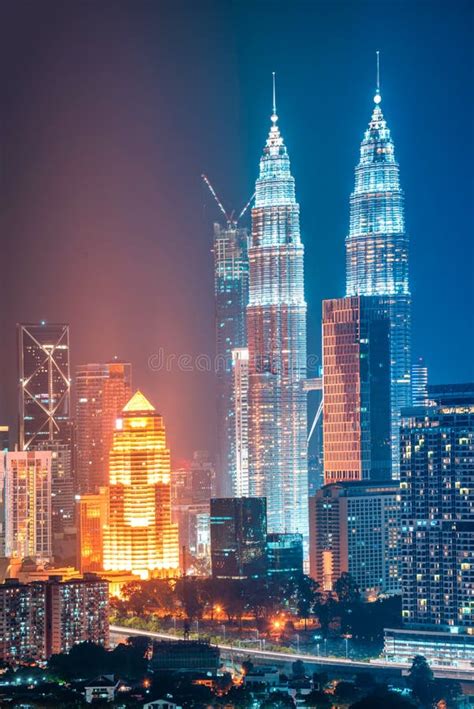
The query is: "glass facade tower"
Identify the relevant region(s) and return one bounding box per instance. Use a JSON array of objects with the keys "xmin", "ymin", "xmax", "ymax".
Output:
[
  {"xmin": 247, "ymin": 100, "xmax": 308, "ymax": 549},
  {"xmin": 346, "ymin": 89, "xmax": 411, "ymax": 477},
  {"xmin": 213, "ymin": 223, "xmax": 249, "ymax": 496}
]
